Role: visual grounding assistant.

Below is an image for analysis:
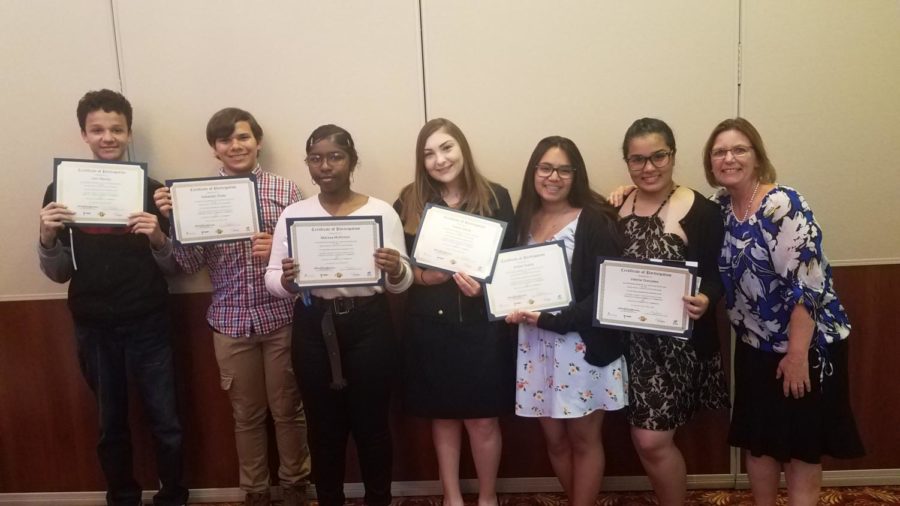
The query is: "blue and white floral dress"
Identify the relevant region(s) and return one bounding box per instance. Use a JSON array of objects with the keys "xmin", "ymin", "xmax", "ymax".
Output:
[{"xmin": 515, "ymin": 214, "xmax": 628, "ymax": 418}]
